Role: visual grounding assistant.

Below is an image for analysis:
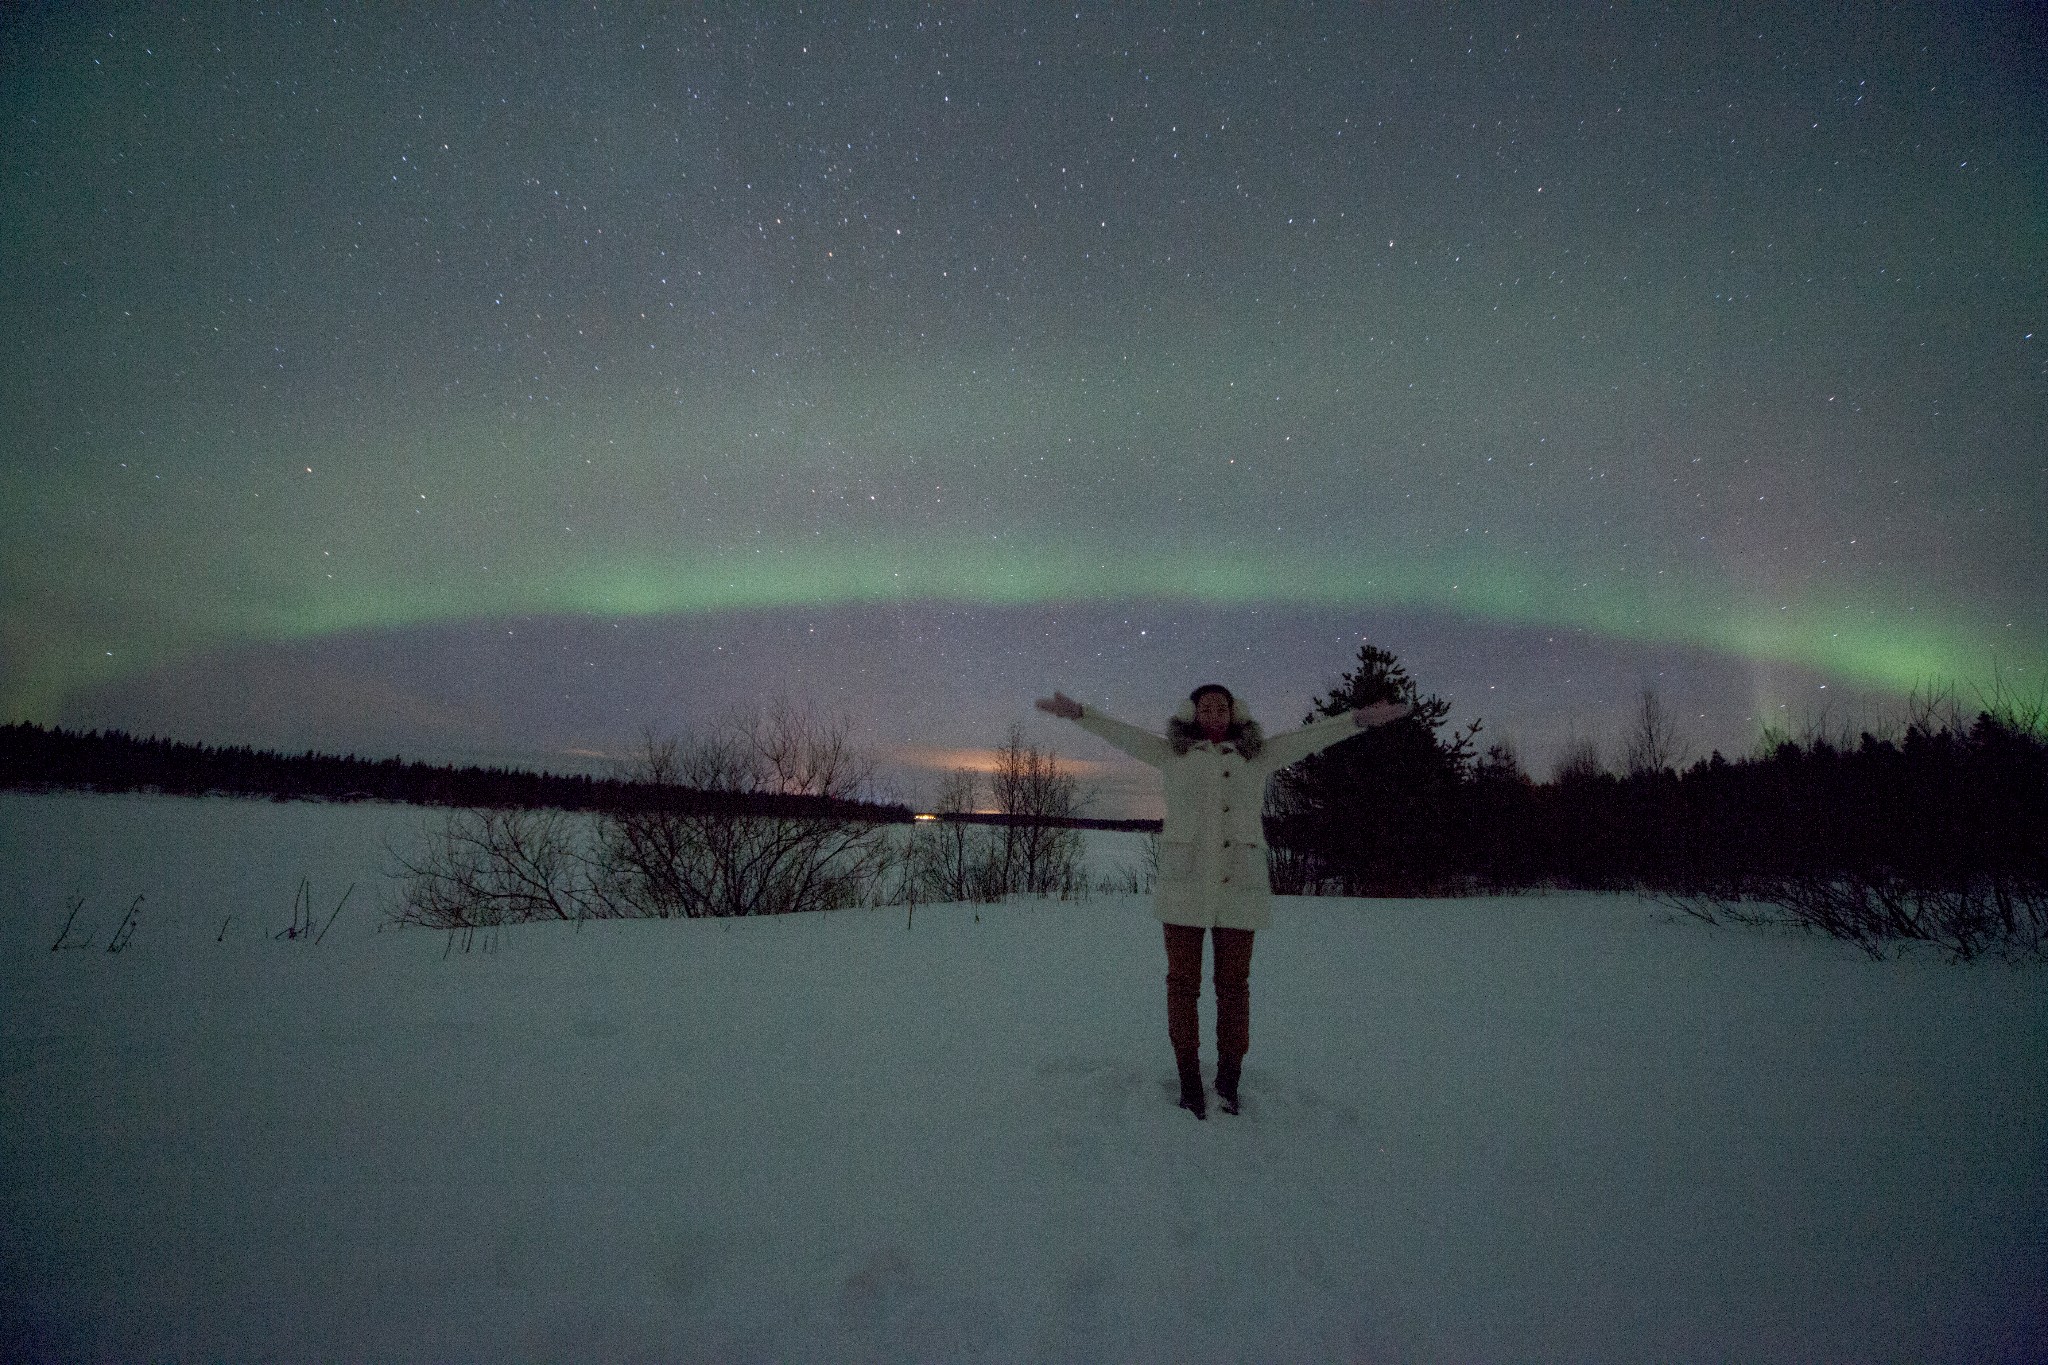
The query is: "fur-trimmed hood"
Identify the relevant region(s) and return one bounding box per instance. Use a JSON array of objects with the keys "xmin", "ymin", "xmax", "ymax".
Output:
[{"xmin": 1166, "ymin": 697, "xmax": 1264, "ymax": 758}]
